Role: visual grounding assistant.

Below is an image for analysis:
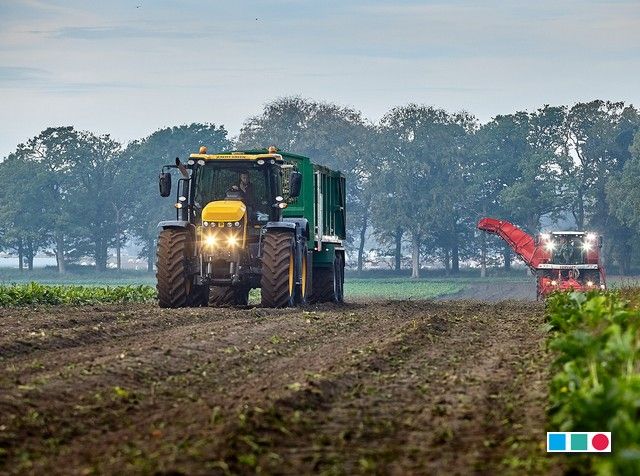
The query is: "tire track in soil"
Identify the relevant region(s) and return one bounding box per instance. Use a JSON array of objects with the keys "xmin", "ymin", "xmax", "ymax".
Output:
[{"xmin": 0, "ymin": 300, "xmax": 552, "ymax": 475}]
